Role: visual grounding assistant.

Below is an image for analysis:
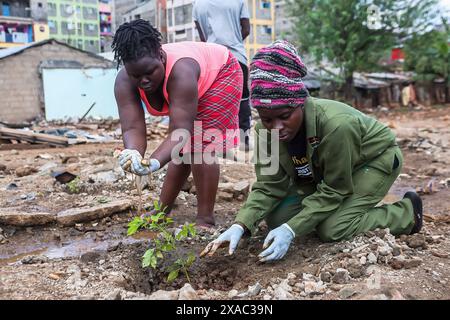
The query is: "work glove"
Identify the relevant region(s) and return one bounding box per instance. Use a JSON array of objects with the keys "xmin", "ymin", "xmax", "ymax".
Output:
[
  {"xmin": 118, "ymin": 149, "xmax": 160, "ymax": 175},
  {"xmin": 258, "ymin": 223, "xmax": 295, "ymax": 262},
  {"xmin": 200, "ymin": 224, "xmax": 245, "ymax": 257}
]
